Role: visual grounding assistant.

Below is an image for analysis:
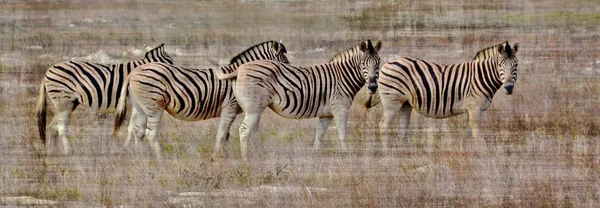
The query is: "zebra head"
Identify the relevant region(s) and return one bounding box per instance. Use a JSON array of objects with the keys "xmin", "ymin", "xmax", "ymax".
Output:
[
  {"xmin": 359, "ymin": 40, "xmax": 382, "ymax": 94},
  {"xmin": 144, "ymin": 43, "xmax": 174, "ymax": 65},
  {"xmin": 270, "ymin": 41, "xmax": 290, "ymax": 64},
  {"xmin": 497, "ymin": 42, "xmax": 519, "ymax": 95}
]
